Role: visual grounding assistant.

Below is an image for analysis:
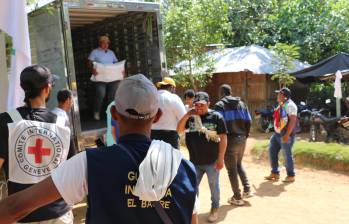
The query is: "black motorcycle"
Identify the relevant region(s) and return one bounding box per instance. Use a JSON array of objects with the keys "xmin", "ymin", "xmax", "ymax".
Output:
[
  {"xmin": 255, "ymin": 106, "xmax": 274, "ymax": 133},
  {"xmin": 297, "ymin": 102, "xmax": 312, "ymax": 132},
  {"xmin": 309, "ymin": 110, "xmax": 349, "ymax": 144}
]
